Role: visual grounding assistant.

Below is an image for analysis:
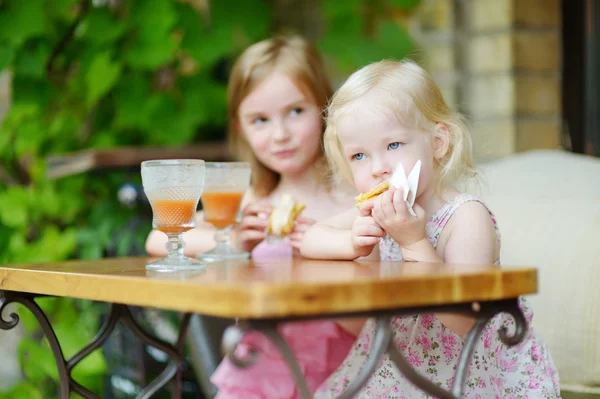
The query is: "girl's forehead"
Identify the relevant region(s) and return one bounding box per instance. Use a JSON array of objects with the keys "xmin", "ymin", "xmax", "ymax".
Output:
[{"xmin": 336, "ymin": 103, "xmax": 401, "ymax": 136}]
